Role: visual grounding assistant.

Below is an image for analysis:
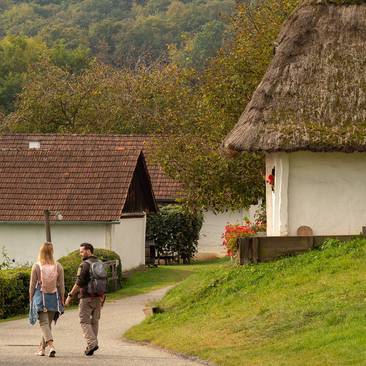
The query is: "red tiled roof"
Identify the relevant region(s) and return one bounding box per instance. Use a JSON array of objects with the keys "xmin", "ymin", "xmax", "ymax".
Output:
[
  {"xmin": 148, "ymin": 165, "xmax": 182, "ymax": 203},
  {"xmin": 0, "ymin": 134, "xmax": 183, "ymax": 203},
  {"xmin": 0, "ymin": 147, "xmax": 142, "ymax": 221}
]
